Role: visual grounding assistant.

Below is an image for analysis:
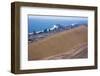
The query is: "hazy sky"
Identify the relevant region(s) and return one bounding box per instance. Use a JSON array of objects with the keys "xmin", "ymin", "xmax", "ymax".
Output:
[{"xmin": 28, "ymin": 15, "xmax": 88, "ymax": 33}]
